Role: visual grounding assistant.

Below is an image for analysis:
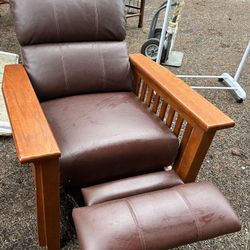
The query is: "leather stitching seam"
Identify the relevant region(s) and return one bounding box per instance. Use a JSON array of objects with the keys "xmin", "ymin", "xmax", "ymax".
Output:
[
  {"xmin": 94, "ymin": 0, "xmax": 99, "ymax": 39},
  {"xmin": 98, "ymin": 45, "xmax": 106, "ymax": 90},
  {"xmin": 51, "ymin": 0, "xmax": 69, "ymax": 90},
  {"xmin": 175, "ymin": 189, "xmax": 201, "ymax": 240},
  {"xmin": 58, "ymin": 46, "xmax": 70, "ymax": 90},
  {"xmin": 125, "ymin": 199, "xmax": 146, "ymax": 250},
  {"xmin": 51, "ymin": 0, "xmax": 61, "ymax": 41}
]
